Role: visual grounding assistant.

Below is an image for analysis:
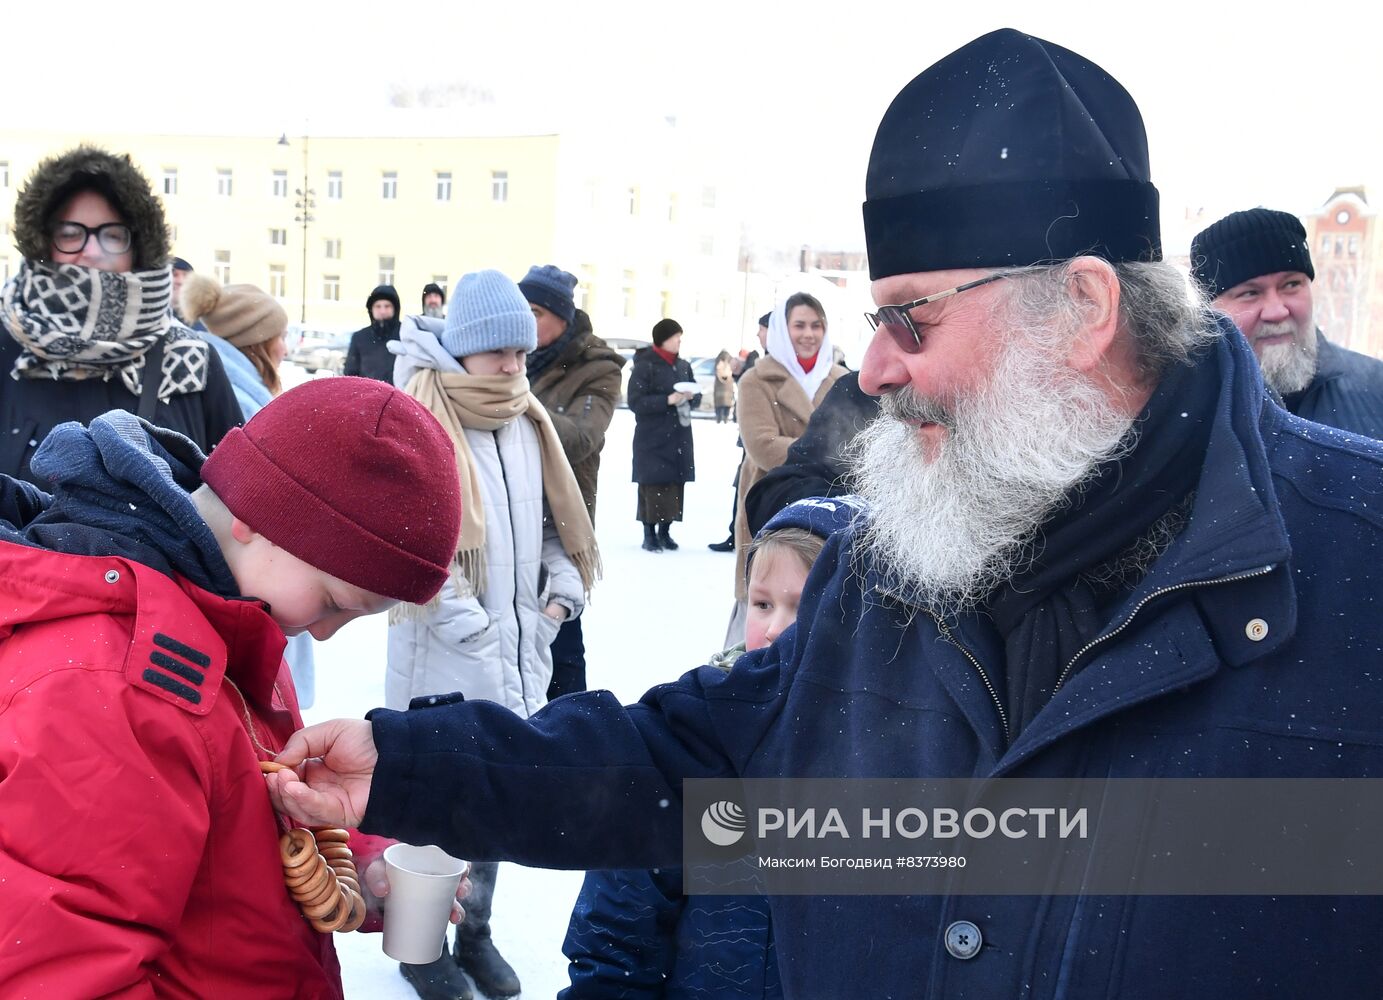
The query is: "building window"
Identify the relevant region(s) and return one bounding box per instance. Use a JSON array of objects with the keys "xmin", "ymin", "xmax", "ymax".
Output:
[
  {"xmin": 162, "ymin": 169, "xmax": 177, "ymax": 195},
  {"xmin": 667, "ymin": 193, "xmax": 677, "ymax": 223},
  {"xmin": 169, "ymin": 225, "xmax": 178, "ymax": 242},
  {"xmin": 216, "ymin": 169, "xmax": 233, "ymax": 197},
  {"xmin": 382, "ymin": 171, "xmax": 398, "ymax": 200},
  {"xmin": 378, "ymin": 255, "xmax": 396, "ymax": 286},
  {"xmin": 660, "ymin": 290, "xmax": 672, "ymax": 318},
  {"xmin": 269, "ymin": 228, "xmax": 287, "ymax": 246},
  {"xmin": 1336, "ymin": 236, "xmax": 1345, "ymax": 255},
  {"xmin": 431, "ymin": 274, "xmax": 448, "ymax": 294},
  {"xmin": 272, "ymin": 170, "xmax": 288, "ymax": 198},
  {"xmin": 1349, "ymin": 235, "xmax": 1359, "ymax": 256},
  {"xmin": 491, "ymin": 170, "xmax": 508, "ymax": 203},
  {"xmin": 578, "ymin": 265, "xmax": 595, "ymax": 311},
  {"xmin": 701, "ymin": 185, "xmax": 716, "ymax": 209},
  {"xmin": 1320, "ymin": 233, "xmax": 1332, "ymax": 255},
  {"xmin": 0, "ymin": 162, "xmax": 10, "ymax": 188},
  {"xmin": 323, "ymin": 275, "xmax": 341, "ymax": 302},
  {"xmin": 435, "ymin": 171, "xmax": 452, "ymax": 202},
  {"xmin": 268, "ymin": 265, "xmax": 286, "ymax": 298},
  {"xmin": 213, "ymin": 250, "xmax": 231, "ymax": 284},
  {"xmin": 622, "ymin": 269, "xmax": 636, "ymax": 319},
  {"xmin": 0, "ymin": 256, "xmax": 8, "ymax": 282},
  {"xmin": 324, "ymin": 238, "xmax": 341, "ymax": 259},
  {"xmin": 627, "ymin": 187, "xmax": 640, "ymax": 216},
  {"xmin": 327, "ymin": 171, "xmax": 343, "ymax": 200}
]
